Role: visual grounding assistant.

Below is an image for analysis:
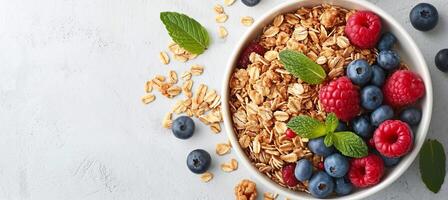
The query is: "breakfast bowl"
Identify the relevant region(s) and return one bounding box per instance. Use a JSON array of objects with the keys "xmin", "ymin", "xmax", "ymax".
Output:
[{"xmin": 222, "ymin": 0, "xmax": 433, "ymax": 199}]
